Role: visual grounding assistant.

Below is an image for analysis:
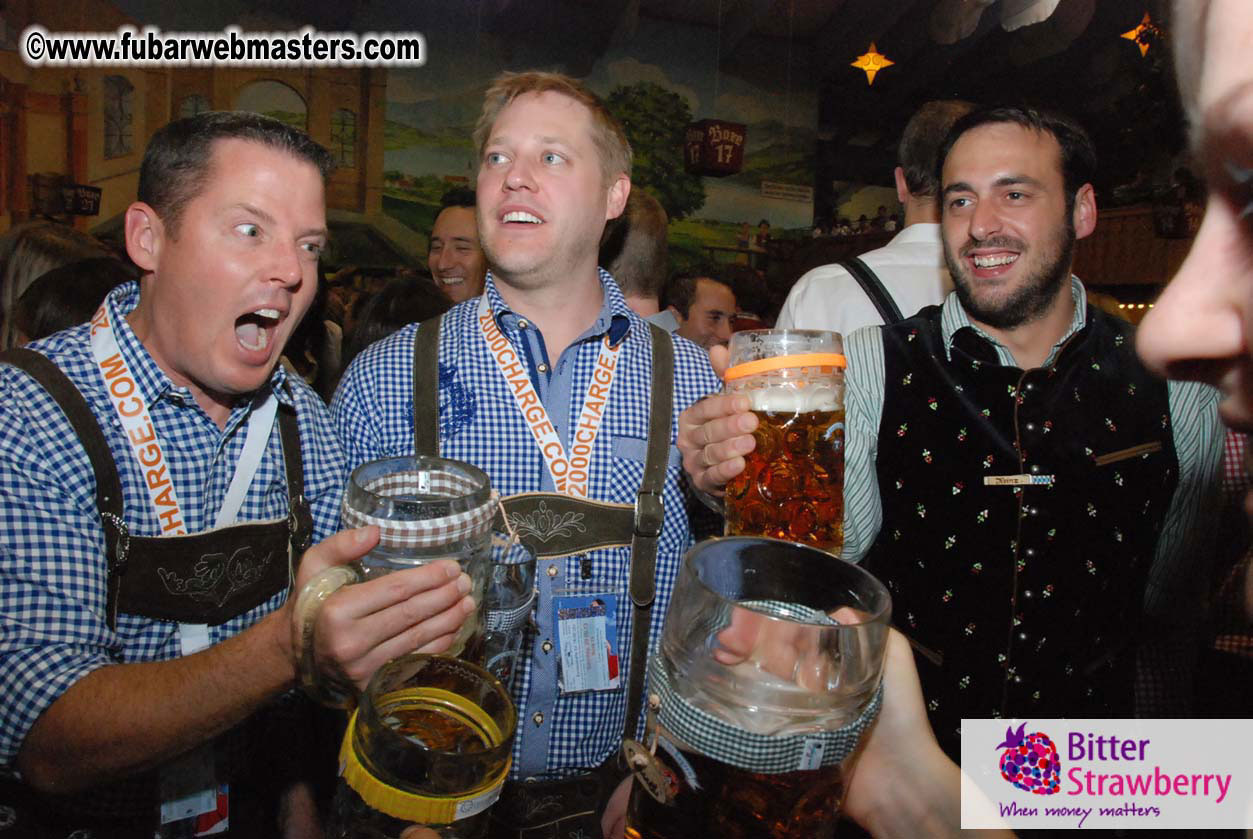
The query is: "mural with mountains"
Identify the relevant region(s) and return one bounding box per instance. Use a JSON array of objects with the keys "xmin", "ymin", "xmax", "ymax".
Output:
[
  {"xmin": 381, "ymin": 15, "xmax": 818, "ymax": 266},
  {"xmin": 729, "ymin": 120, "xmax": 816, "ymax": 188}
]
